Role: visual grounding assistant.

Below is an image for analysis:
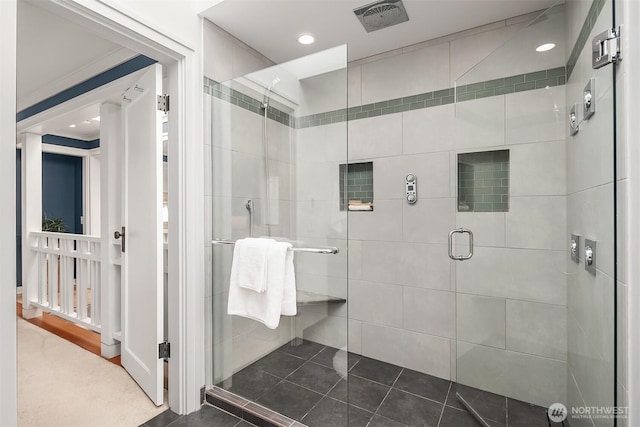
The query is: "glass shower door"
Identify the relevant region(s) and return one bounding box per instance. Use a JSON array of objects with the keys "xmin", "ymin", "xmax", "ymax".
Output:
[
  {"xmin": 206, "ymin": 45, "xmax": 350, "ymax": 425},
  {"xmin": 452, "ymin": 2, "xmax": 616, "ymax": 426}
]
